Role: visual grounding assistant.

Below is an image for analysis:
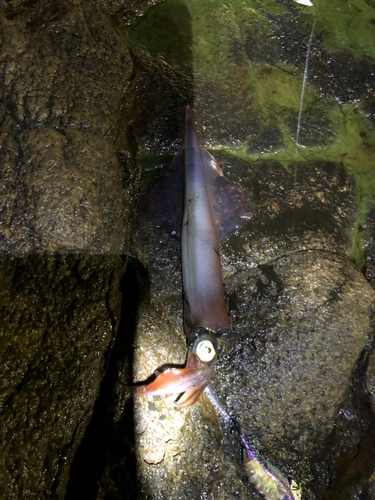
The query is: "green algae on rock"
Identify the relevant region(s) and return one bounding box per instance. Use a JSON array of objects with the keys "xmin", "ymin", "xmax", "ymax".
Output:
[{"xmin": 123, "ymin": 0, "xmax": 375, "ymax": 498}]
